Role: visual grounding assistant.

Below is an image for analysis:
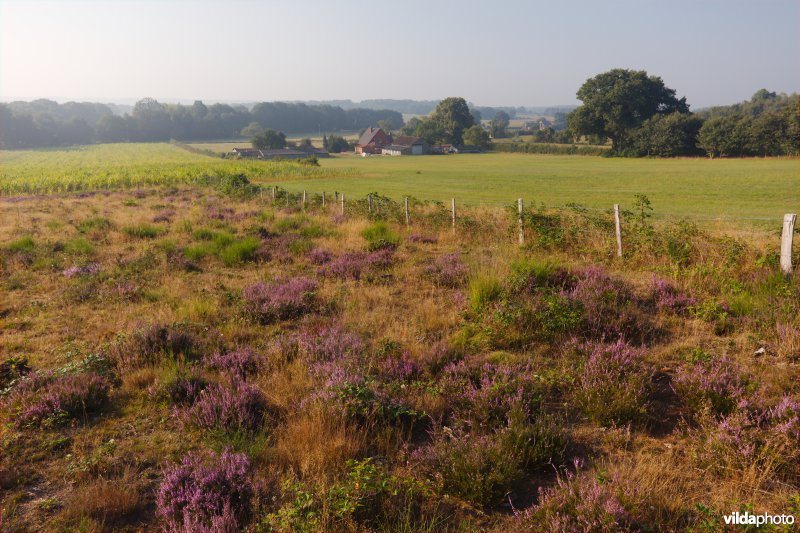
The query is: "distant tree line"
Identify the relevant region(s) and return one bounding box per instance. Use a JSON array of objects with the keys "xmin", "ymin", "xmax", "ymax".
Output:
[
  {"xmin": 0, "ymin": 98, "xmax": 403, "ymax": 149},
  {"xmin": 566, "ymin": 69, "xmax": 799, "ymax": 157}
]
